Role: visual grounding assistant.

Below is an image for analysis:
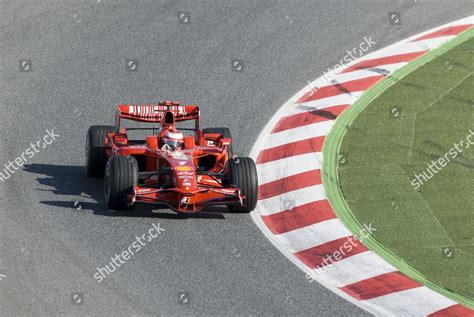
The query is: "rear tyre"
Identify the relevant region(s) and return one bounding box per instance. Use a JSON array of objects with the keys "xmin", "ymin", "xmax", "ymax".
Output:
[
  {"xmin": 86, "ymin": 125, "xmax": 115, "ymax": 177},
  {"xmin": 104, "ymin": 156, "xmax": 138, "ymax": 210},
  {"xmin": 228, "ymin": 157, "xmax": 258, "ymax": 212},
  {"xmin": 202, "ymin": 127, "xmax": 233, "ymax": 156}
]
